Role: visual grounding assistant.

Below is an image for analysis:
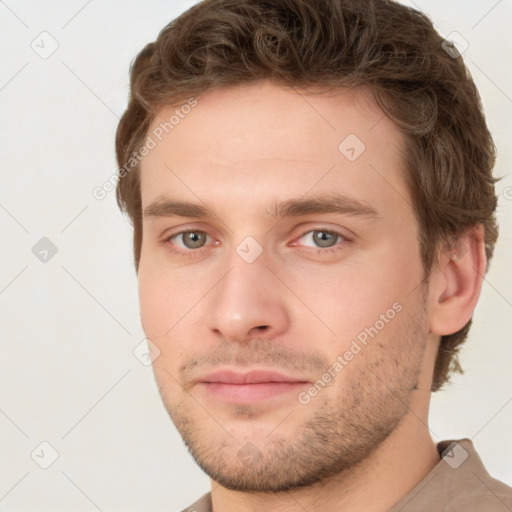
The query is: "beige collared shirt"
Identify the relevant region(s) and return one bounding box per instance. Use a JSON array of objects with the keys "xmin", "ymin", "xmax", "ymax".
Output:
[{"xmin": 180, "ymin": 438, "xmax": 512, "ymax": 511}]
